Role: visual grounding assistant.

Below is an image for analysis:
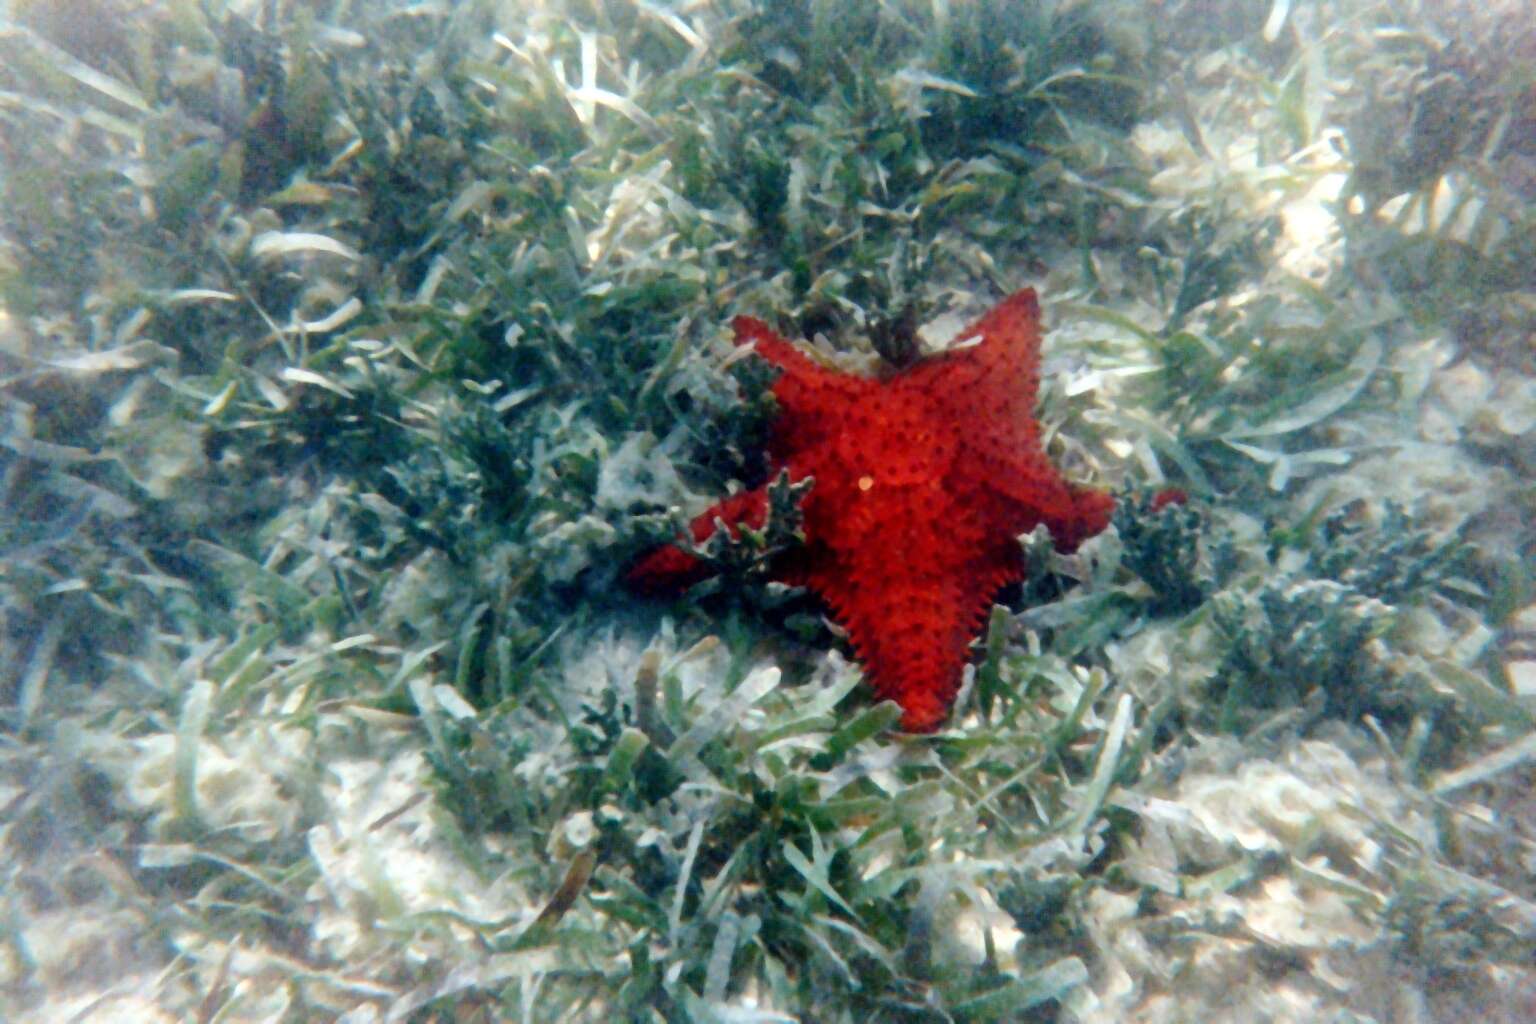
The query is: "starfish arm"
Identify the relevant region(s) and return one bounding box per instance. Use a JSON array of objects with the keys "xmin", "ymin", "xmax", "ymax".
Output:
[
  {"xmin": 975, "ymin": 462, "xmax": 1115, "ymax": 554},
  {"xmin": 731, "ymin": 316, "xmax": 847, "ymax": 396},
  {"xmin": 624, "ymin": 487, "xmax": 769, "ymax": 594},
  {"xmin": 624, "ymin": 543, "xmax": 712, "ymax": 595},
  {"xmin": 732, "ymin": 316, "xmax": 870, "ymax": 459},
  {"xmin": 1049, "ymin": 485, "xmax": 1116, "ymax": 552},
  {"xmin": 806, "ymin": 569, "xmax": 963, "ymax": 732},
  {"xmin": 795, "ymin": 487, "xmax": 1023, "ymax": 731},
  {"xmin": 910, "ymin": 288, "xmax": 1043, "ymax": 410},
  {"xmin": 958, "ymin": 287, "xmax": 1043, "ymax": 406},
  {"xmin": 808, "ymin": 548, "xmax": 1020, "ymax": 732}
]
